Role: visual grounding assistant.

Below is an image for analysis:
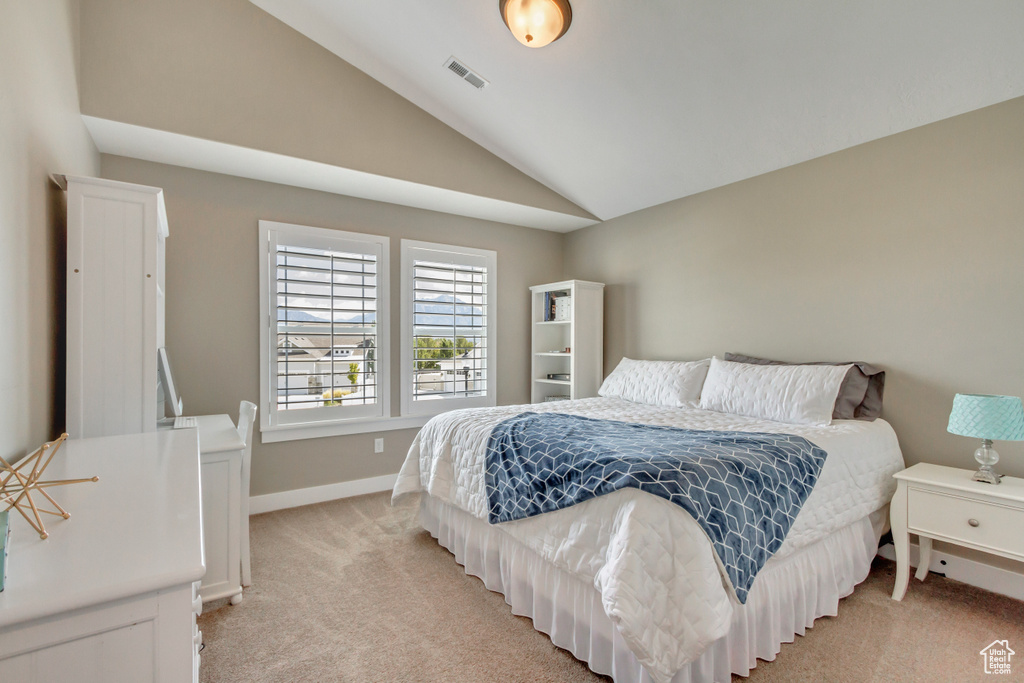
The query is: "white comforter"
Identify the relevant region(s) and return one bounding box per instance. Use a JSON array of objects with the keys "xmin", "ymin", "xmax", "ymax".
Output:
[{"xmin": 392, "ymin": 397, "xmax": 904, "ymax": 683}]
